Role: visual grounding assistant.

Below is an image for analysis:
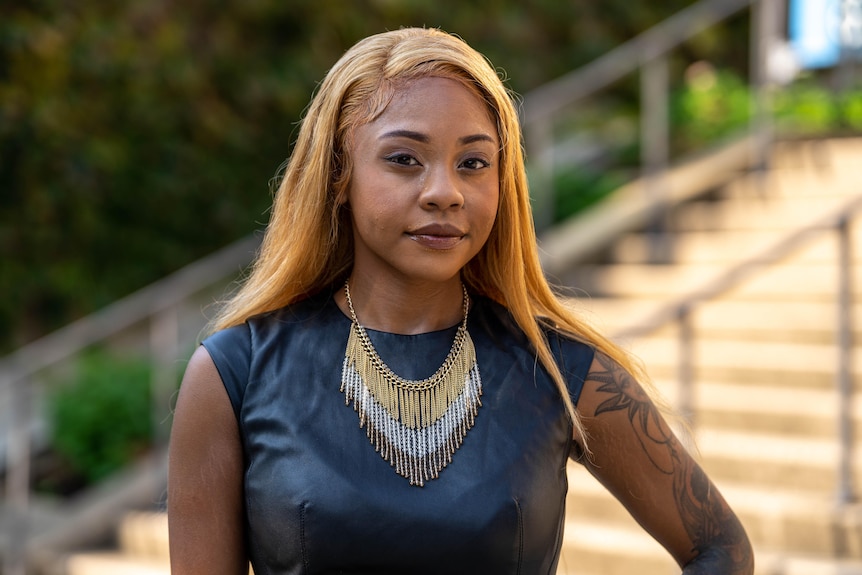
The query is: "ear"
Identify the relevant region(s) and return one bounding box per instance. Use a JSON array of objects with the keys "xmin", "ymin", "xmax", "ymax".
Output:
[
  {"xmin": 331, "ymin": 155, "xmax": 351, "ymax": 208},
  {"xmin": 334, "ymin": 187, "xmax": 350, "ymax": 207}
]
